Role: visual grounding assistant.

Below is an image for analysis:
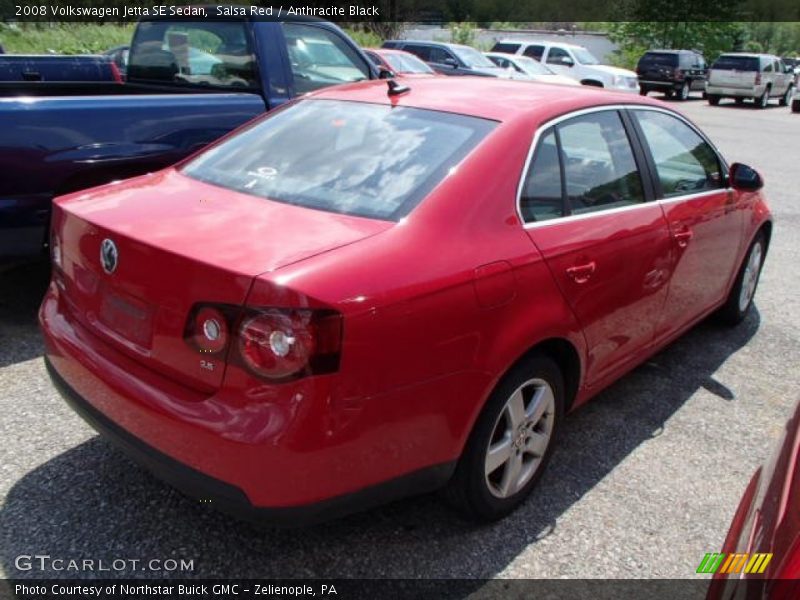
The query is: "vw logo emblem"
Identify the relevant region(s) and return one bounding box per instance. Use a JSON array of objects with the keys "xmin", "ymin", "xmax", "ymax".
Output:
[{"xmin": 100, "ymin": 238, "xmax": 119, "ymax": 274}]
